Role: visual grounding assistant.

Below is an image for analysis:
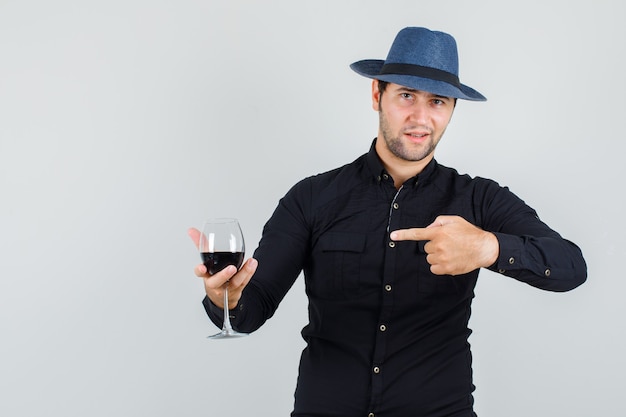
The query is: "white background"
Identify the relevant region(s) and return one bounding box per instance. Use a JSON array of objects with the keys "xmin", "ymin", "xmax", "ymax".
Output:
[{"xmin": 1, "ymin": 1, "xmax": 624, "ymax": 416}]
